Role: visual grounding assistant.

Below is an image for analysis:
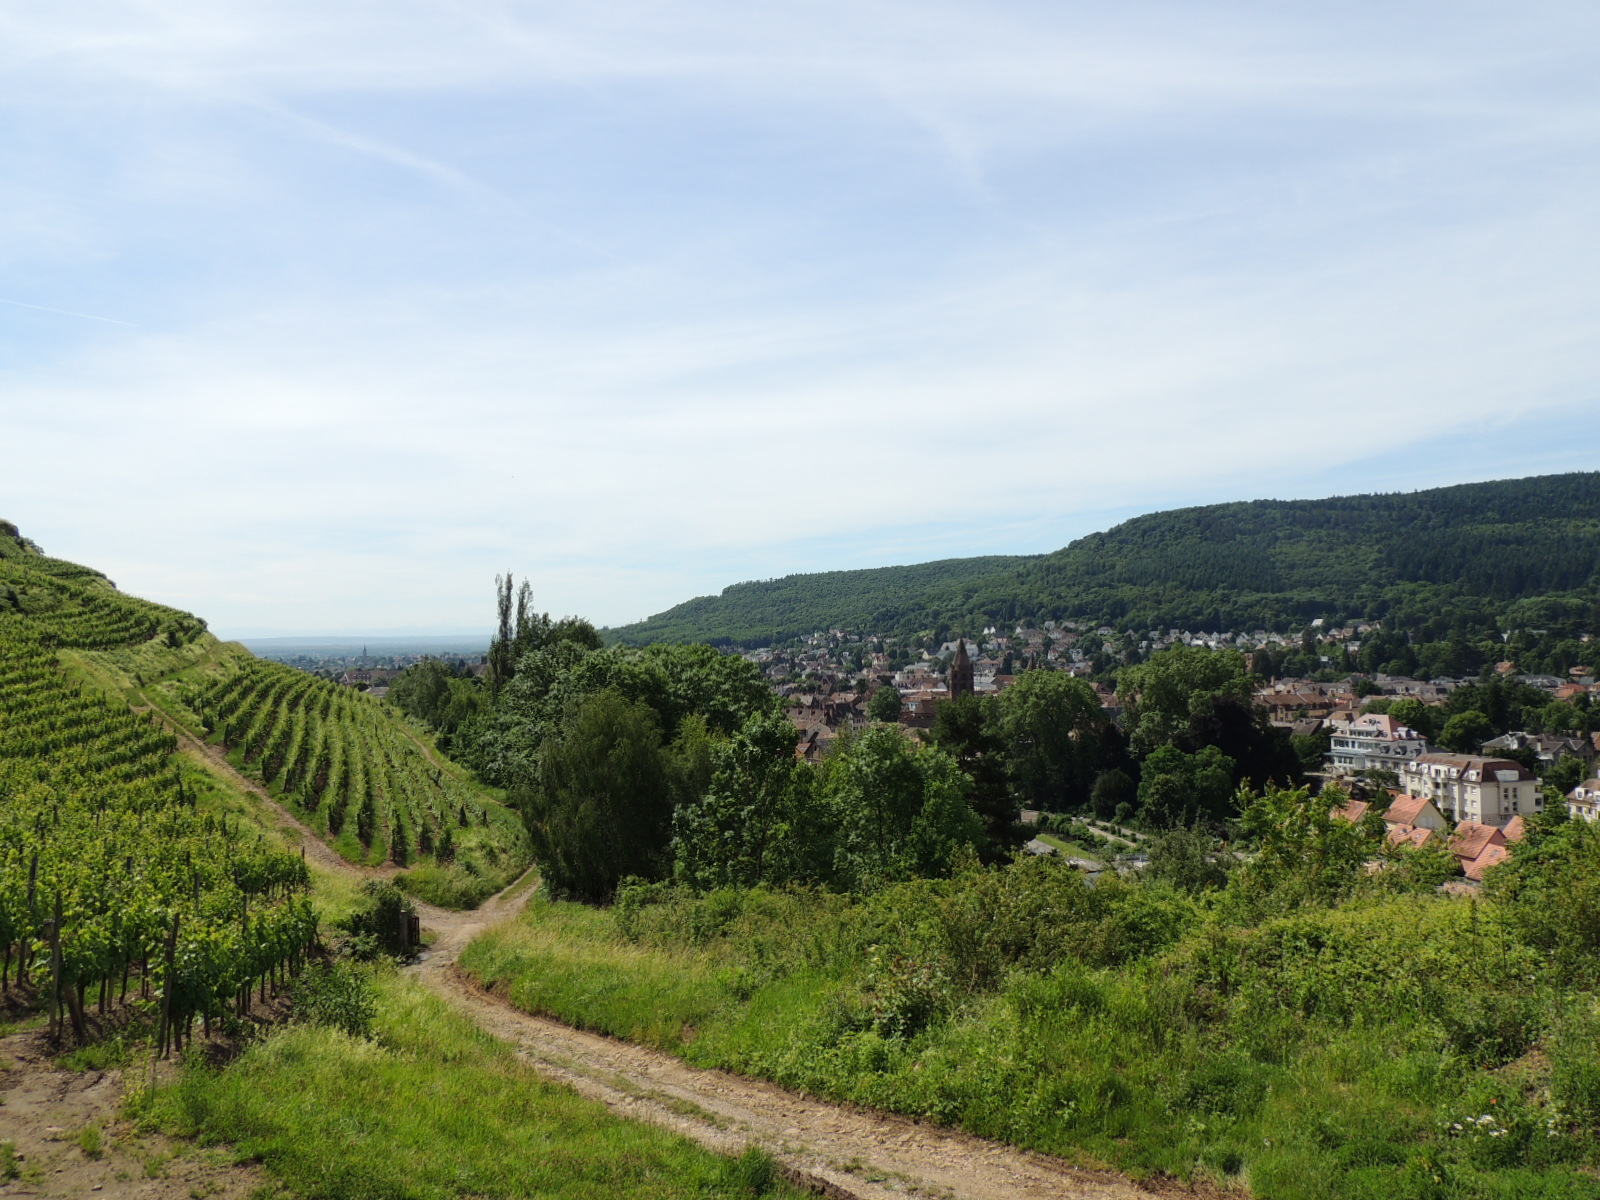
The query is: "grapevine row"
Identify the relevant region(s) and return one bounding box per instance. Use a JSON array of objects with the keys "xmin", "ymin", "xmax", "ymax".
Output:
[
  {"xmin": 0, "ymin": 629, "xmax": 314, "ymax": 1048},
  {"xmin": 198, "ymin": 661, "xmax": 490, "ymax": 865}
]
